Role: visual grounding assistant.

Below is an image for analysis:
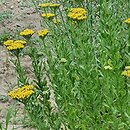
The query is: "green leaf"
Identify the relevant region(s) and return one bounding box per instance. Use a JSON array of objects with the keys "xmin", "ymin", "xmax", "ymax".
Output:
[{"xmin": 5, "ymin": 107, "xmax": 12, "ymax": 130}]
